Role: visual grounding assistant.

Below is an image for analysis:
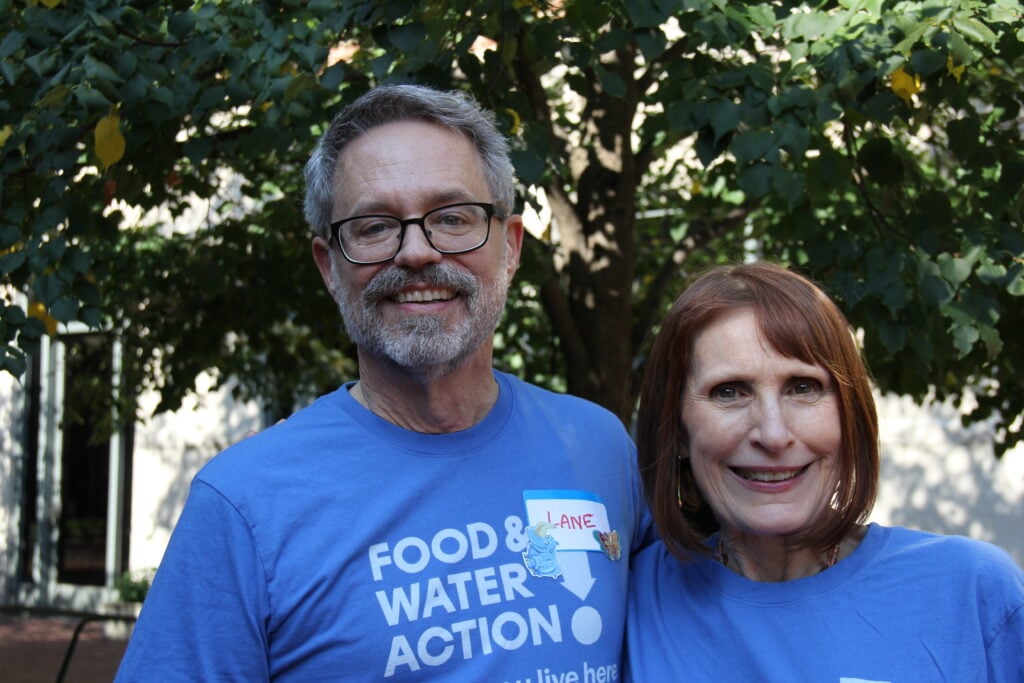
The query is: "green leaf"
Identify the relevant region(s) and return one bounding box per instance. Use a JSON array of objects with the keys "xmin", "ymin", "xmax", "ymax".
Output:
[
  {"xmin": 731, "ymin": 130, "xmax": 775, "ymax": 165},
  {"xmin": 881, "ymin": 280, "xmax": 910, "ymax": 313},
  {"xmin": 947, "ymin": 118, "xmax": 980, "ymax": 161},
  {"xmin": 950, "ymin": 323, "xmax": 979, "ymax": 357},
  {"xmin": 0, "ymin": 31, "xmax": 25, "ymax": 59},
  {"xmin": 814, "ymin": 149, "xmax": 852, "ymax": 188},
  {"xmin": 83, "ymin": 54, "xmax": 125, "ymax": 85},
  {"xmin": 976, "ymin": 260, "xmax": 1007, "ymax": 284},
  {"xmin": 772, "ymin": 167, "xmax": 804, "ymax": 207},
  {"xmin": 878, "ymin": 319, "xmax": 907, "ymax": 353},
  {"xmin": 920, "ymin": 274, "xmax": 953, "ymax": 306},
  {"xmin": 73, "ymin": 84, "xmax": 112, "ymax": 110},
  {"xmin": 49, "ymin": 297, "xmax": 79, "ymax": 323},
  {"xmin": 781, "ymin": 11, "xmax": 830, "ymax": 41},
  {"xmin": 597, "ymin": 68, "xmax": 627, "ymax": 98},
  {"xmin": 320, "ymin": 63, "xmax": 346, "ymax": 92},
  {"xmin": 708, "ymin": 99, "xmax": 740, "ymax": 142},
  {"xmin": 857, "ymin": 138, "xmax": 903, "ymax": 186},
  {"xmin": 33, "ymin": 274, "xmax": 65, "ymax": 306},
  {"xmin": 389, "ymin": 23, "xmax": 428, "ymax": 52},
  {"xmin": 937, "ymin": 252, "xmax": 973, "ymax": 285},
  {"xmin": 952, "ymin": 16, "xmax": 998, "ymax": 45},
  {"xmin": 908, "ymin": 49, "xmax": 946, "ymax": 77},
  {"xmin": 0, "ymin": 249, "xmax": 25, "ymax": 275},
  {"xmin": 624, "ymin": 0, "xmax": 670, "ymax": 28},
  {"xmin": 1008, "ymin": 268, "xmax": 1024, "ymax": 296},
  {"xmin": 774, "ymin": 121, "xmax": 811, "ymax": 156},
  {"xmin": 168, "ymin": 11, "xmax": 196, "ymax": 40},
  {"xmin": 510, "ymin": 149, "xmax": 546, "ymax": 185},
  {"xmin": 916, "ymin": 191, "xmax": 952, "ymax": 231},
  {"xmin": 979, "ymin": 325, "xmax": 1003, "ymax": 358},
  {"xmin": 737, "ymin": 163, "xmax": 772, "ymax": 198}
]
